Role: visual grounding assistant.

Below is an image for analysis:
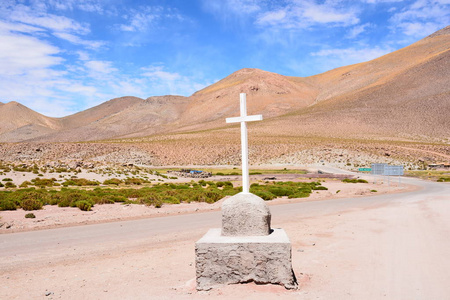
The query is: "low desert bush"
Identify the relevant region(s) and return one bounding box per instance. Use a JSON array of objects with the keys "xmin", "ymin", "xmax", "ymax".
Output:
[
  {"xmin": 103, "ymin": 178, "xmax": 123, "ymax": 185},
  {"xmin": 342, "ymin": 178, "xmax": 368, "ymax": 183},
  {"xmin": 4, "ymin": 182, "xmax": 17, "ymax": 188},
  {"xmin": 75, "ymin": 200, "xmax": 93, "ymax": 211},
  {"xmin": 0, "ymin": 199, "xmax": 16, "ymax": 210},
  {"xmin": 25, "ymin": 213, "xmax": 36, "ymax": 218},
  {"xmin": 437, "ymin": 177, "xmax": 450, "ymax": 182},
  {"xmin": 21, "ymin": 198, "xmax": 43, "ymax": 211}
]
